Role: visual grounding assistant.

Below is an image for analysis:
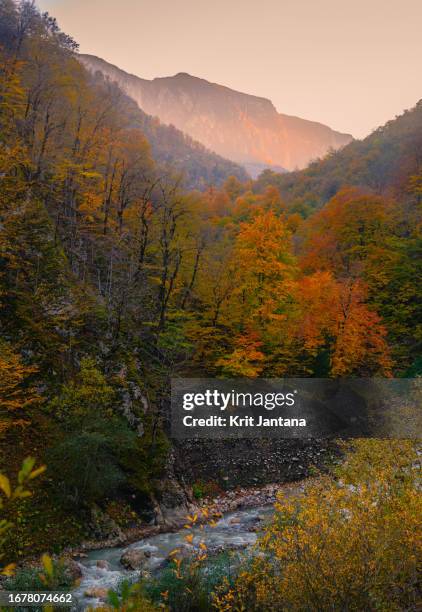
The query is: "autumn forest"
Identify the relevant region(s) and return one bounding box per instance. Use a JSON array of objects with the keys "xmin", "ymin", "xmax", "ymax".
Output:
[{"xmin": 0, "ymin": 1, "xmax": 421, "ymax": 610}]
